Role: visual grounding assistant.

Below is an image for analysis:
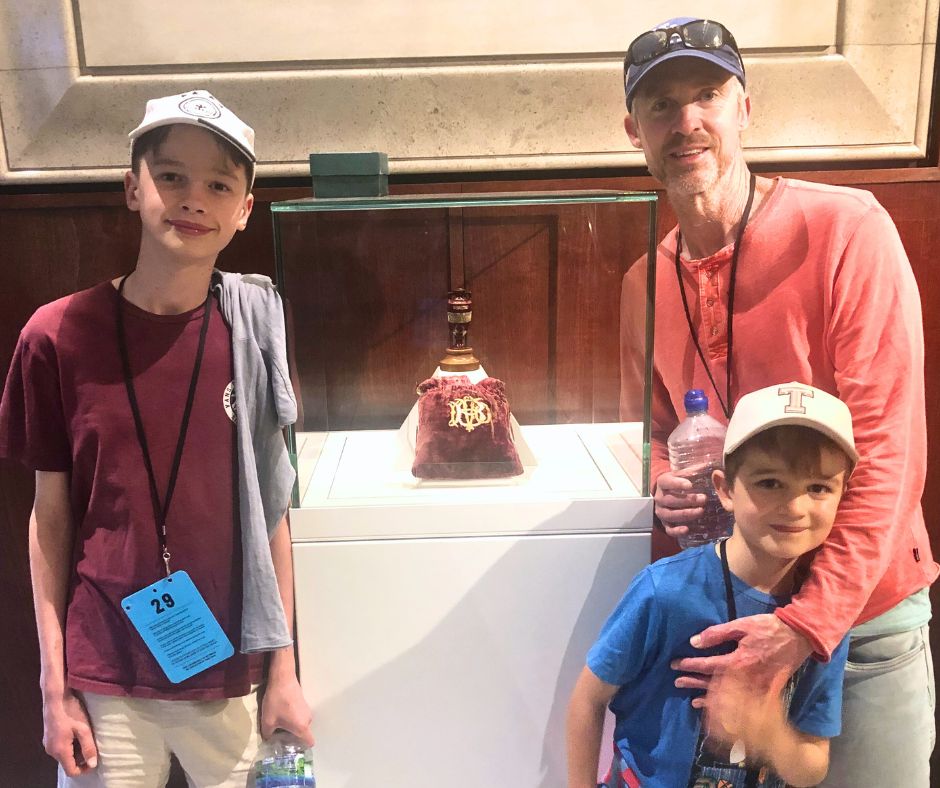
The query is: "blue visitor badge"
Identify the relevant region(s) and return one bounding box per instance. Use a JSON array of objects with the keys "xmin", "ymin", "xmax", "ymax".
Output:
[{"xmin": 121, "ymin": 571, "xmax": 234, "ymax": 684}]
